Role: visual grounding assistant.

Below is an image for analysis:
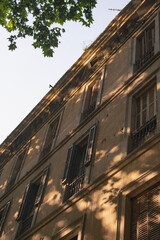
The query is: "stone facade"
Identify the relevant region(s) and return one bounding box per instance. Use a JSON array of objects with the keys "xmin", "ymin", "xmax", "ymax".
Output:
[{"xmin": 0, "ymin": 0, "xmax": 160, "ymax": 239}]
